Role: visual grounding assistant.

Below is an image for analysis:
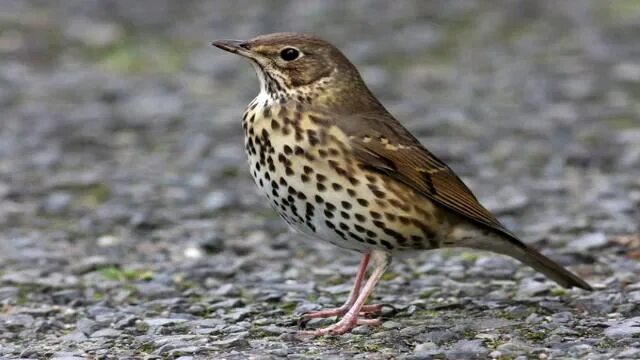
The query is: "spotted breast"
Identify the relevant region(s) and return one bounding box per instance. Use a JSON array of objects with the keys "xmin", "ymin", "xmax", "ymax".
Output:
[{"xmin": 241, "ymin": 98, "xmax": 460, "ymax": 253}]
